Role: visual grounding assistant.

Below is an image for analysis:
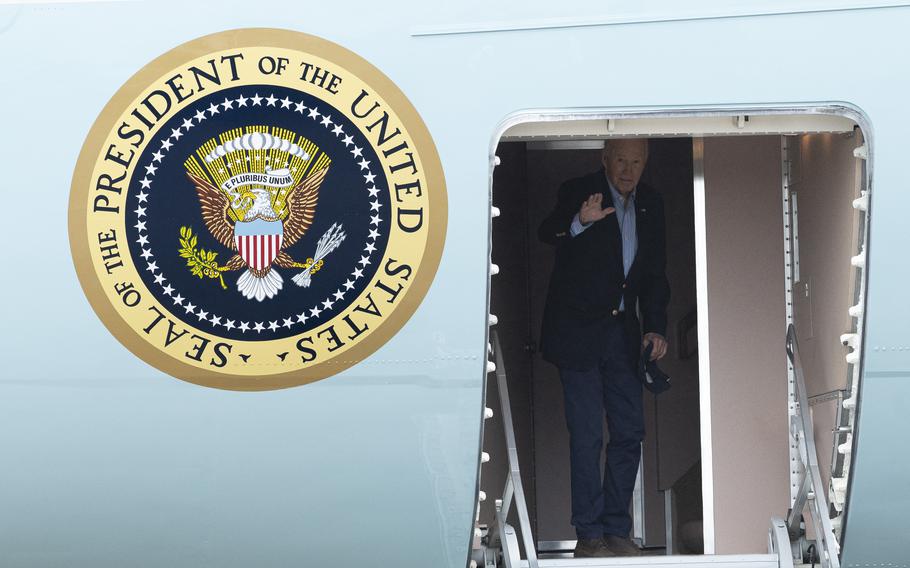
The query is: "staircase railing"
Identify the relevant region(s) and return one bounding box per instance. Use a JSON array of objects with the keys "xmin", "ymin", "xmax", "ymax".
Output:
[
  {"xmin": 785, "ymin": 324, "xmax": 841, "ymax": 568},
  {"xmin": 488, "ymin": 330, "xmax": 539, "ymax": 568},
  {"xmin": 484, "ymin": 325, "xmax": 836, "ymax": 568}
]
